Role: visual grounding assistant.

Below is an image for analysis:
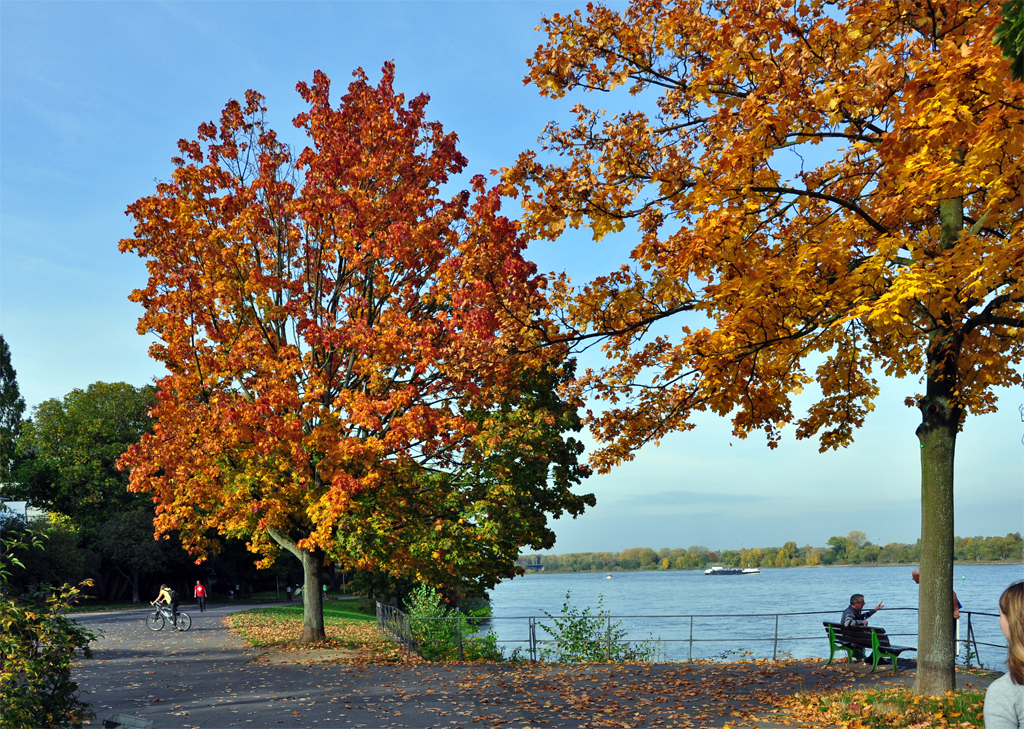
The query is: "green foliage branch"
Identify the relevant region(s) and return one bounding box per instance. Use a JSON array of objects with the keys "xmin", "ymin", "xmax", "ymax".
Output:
[
  {"xmin": 405, "ymin": 584, "xmax": 500, "ymax": 661},
  {"xmin": 0, "ymin": 335, "xmax": 26, "ymax": 484},
  {"xmin": 539, "ymin": 591, "xmax": 655, "ymax": 663},
  {"xmin": 0, "ymin": 521, "xmax": 97, "ymax": 729},
  {"xmin": 994, "ymin": 0, "xmax": 1024, "ymax": 79}
]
